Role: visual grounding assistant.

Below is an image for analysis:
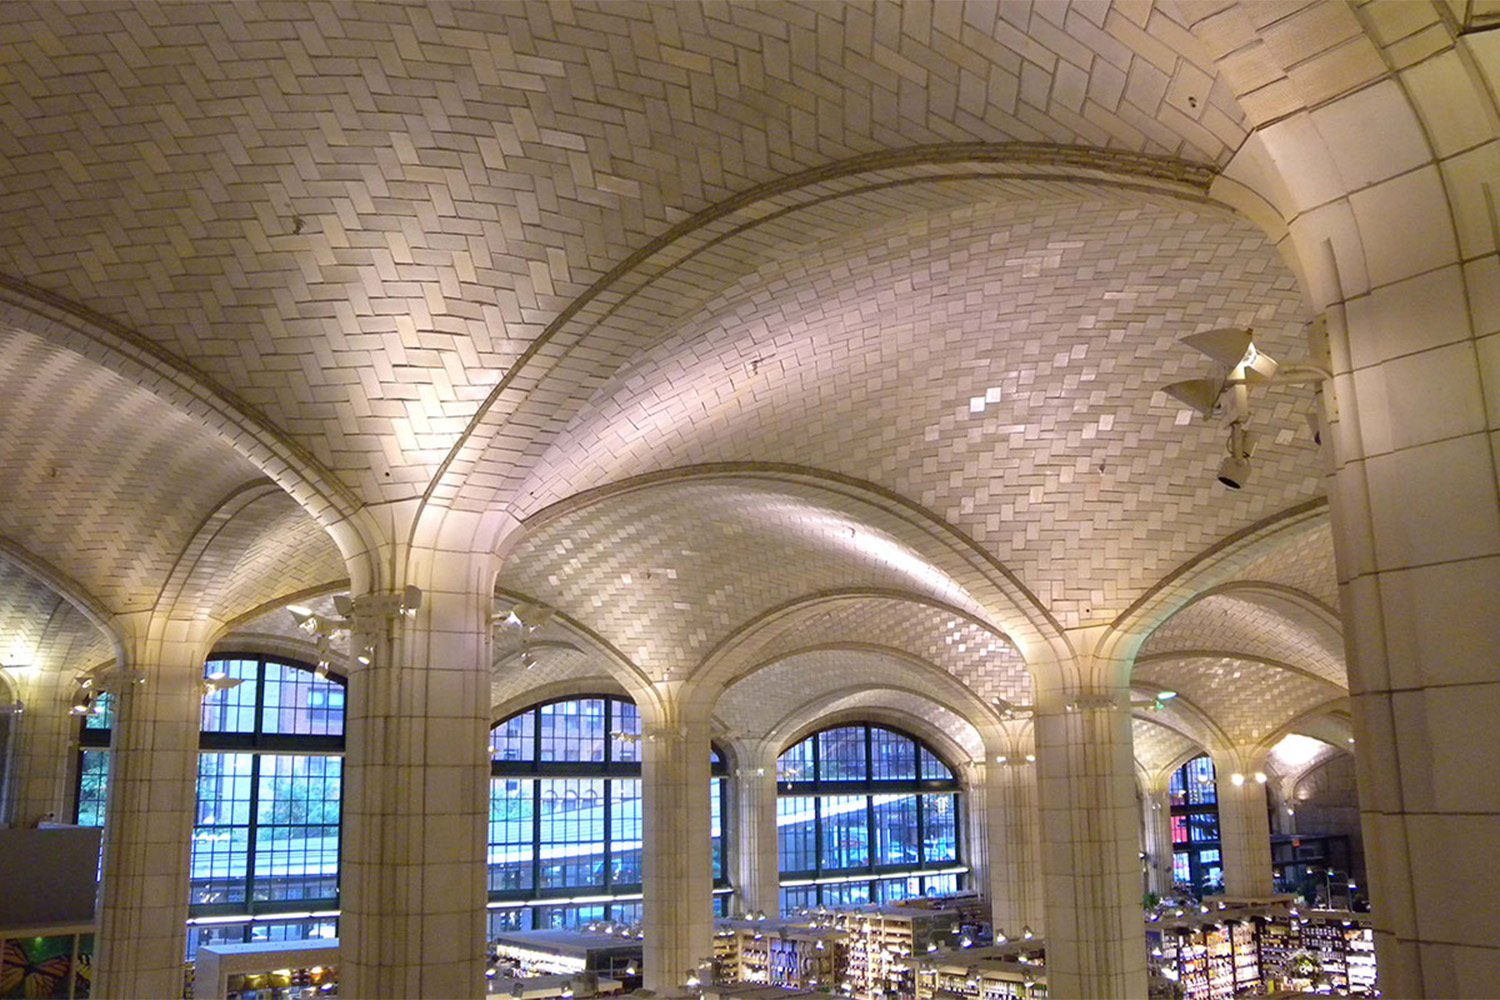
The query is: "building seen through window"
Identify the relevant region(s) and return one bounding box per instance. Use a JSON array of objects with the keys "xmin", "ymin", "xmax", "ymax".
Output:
[
  {"xmin": 76, "ymin": 655, "xmax": 345, "ymax": 955},
  {"xmin": 1169, "ymin": 754, "xmax": 1222, "ymax": 897},
  {"xmin": 488, "ymin": 695, "xmax": 730, "ymax": 932},
  {"xmin": 776, "ymin": 723, "xmax": 964, "ymax": 912}
]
